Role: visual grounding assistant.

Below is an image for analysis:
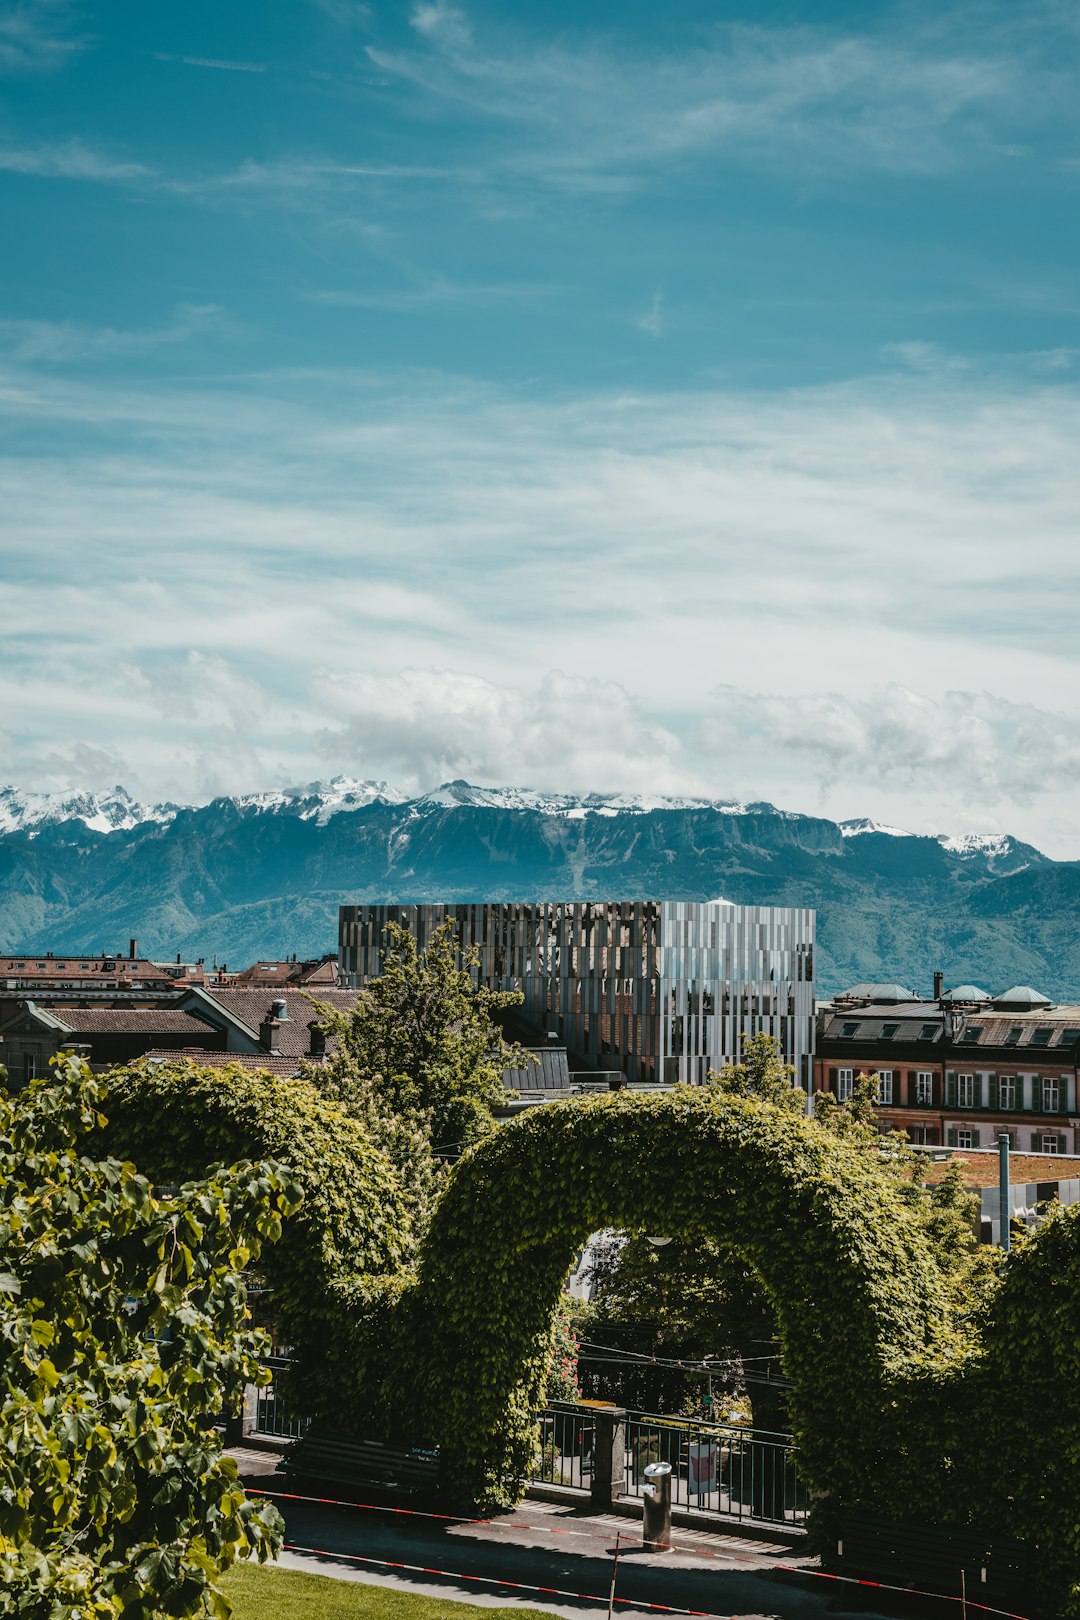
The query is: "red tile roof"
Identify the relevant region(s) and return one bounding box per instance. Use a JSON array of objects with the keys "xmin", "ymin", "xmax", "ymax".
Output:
[
  {"xmin": 198, "ymin": 988, "xmax": 358, "ymax": 1057},
  {"xmin": 51, "ymin": 1008, "xmax": 218, "ymax": 1036}
]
